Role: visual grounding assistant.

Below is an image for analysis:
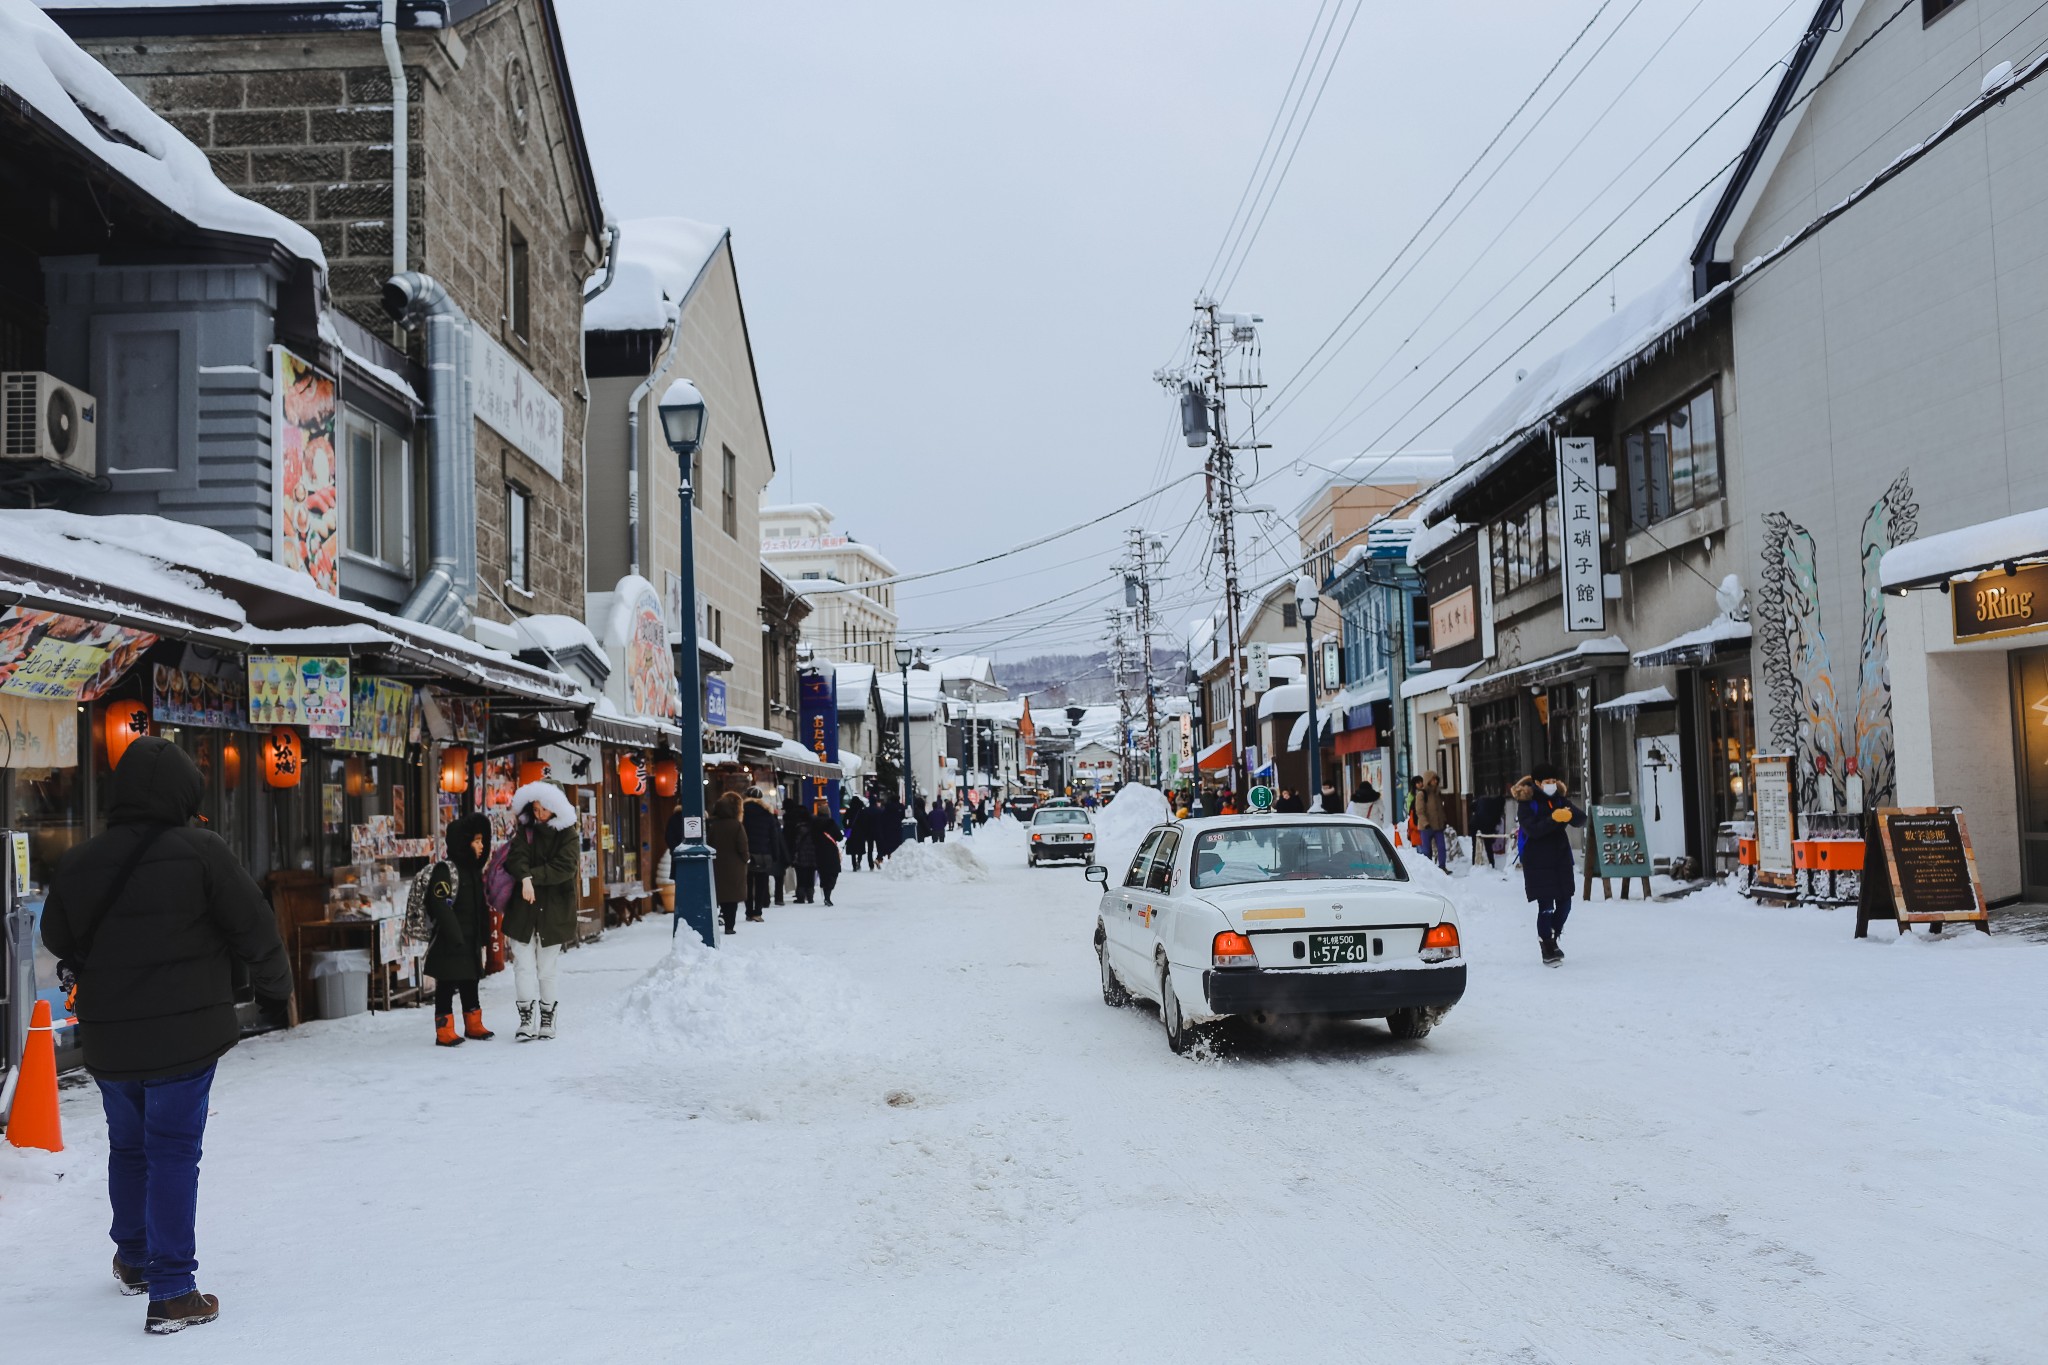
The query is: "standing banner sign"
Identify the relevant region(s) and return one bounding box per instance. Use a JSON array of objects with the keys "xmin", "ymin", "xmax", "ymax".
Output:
[
  {"xmin": 1750, "ymin": 753, "xmax": 1798, "ymax": 899},
  {"xmin": 798, "ymin": 670, "xmax": 842, "ymax": 820},
  {"xmin": 1856, "ymin": 806, "xmax": 1991, "ymax": 937}
]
